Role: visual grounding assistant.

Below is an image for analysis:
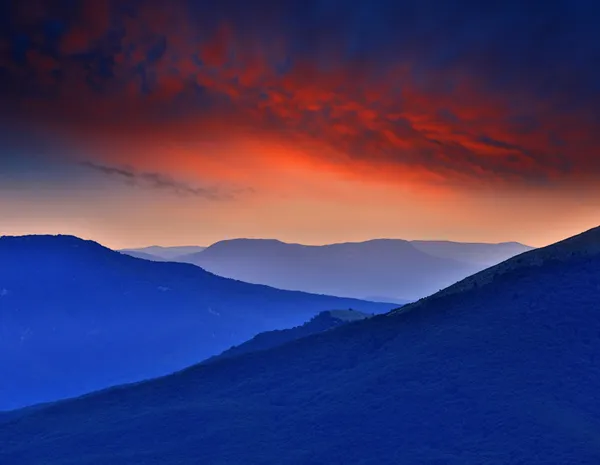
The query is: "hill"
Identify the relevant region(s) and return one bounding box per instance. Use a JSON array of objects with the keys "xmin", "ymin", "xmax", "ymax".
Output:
[
  {"xmin": 210, "ymin": 309, "xmax": 371, "ymax": 361},
  {"xmin": 0, "ymin": 235, "xmax": 392, "ymax": 410},
  {"xmin": 120, "ymin": 245, "xmax": 206, "ymax": 261},
  {"xmin": 176, "ymin": 238, "xmax": 531, "ymax": 301},
  {"xmin": 117, "ymin": 250, "xmax": 169, "ymax": 261},
  {"xmin": 0, "ymin": 227, "xmax": 597, "ymax": 464}
]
